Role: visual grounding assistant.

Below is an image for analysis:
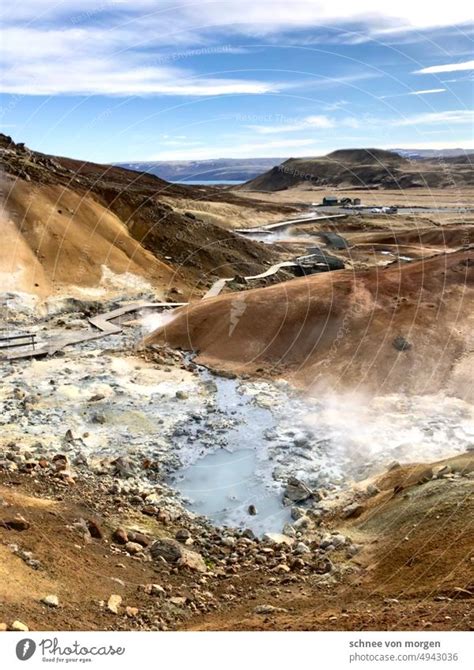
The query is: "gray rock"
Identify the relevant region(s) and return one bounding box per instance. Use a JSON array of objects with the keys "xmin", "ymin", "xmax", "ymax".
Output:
[
  {"xmin": 175, "ymin": 529, "xmax": 191, "ymax": 543},
  {"xmin": 392, "ymin": 335, "xmax": 412, "ymax": 352},
  {"xmin": 282, "ymin": 523, "xmax": 296, "ymax": 538},
  {"xmin": 294, "ymin": 542, "xmax": 310, "ymax": 554},
  {"xmin": 262, "ymin": 533, "xmax": 295, "ymax": 547},
  {"xmin": 293, "ymin": 516, "xmax": 311, "ymax": 530},
  {"xmin": 254, "ymin": 604, "xmax": 288, "ymax": 615},
  {"xmin": 331, "ymin": 534, "xmax": 347, "ymax": 548},
  {"xmin": 366, "ymin": 484, "xmax": 380, "ymax": 497},
  {"xmin": 290, "ymin": 507, "xmax": 306, "ymax": 521},
  {"xmin": 284, "ymin": 477, "xmax": 312, "ymax": 503},
  {"xmin": 145, "ymin": 583, "xmax": 166, "ymax": 597},
  {"xmin": 346, "ymin": 544, "xmax": 360, "ymax": 557},
  {"xmin": 150, "ymin": 538, "xmax": 207, "ymax": 572},
  {"xmin": 341, "ymin": 502, "xmax": 364, "ymax": 519}
]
